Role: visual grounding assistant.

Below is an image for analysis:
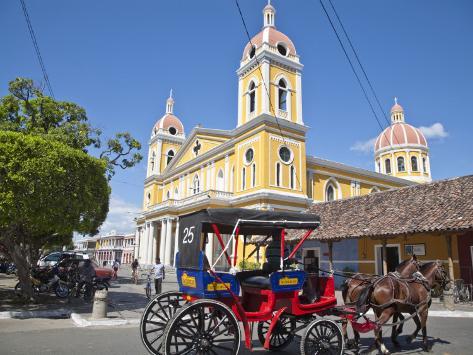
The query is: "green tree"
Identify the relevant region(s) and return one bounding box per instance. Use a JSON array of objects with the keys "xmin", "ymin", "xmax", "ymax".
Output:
[
  {"xmin": 0, "ymin": 132, "xmax": 110, "ymax": 299},
  {"xmin": 0, "ymin": 77, "xmax": 142, "ymax": 299},
  {"xmin": 0, "ymin": 77, "xmax": 143, "ymax": 180}
]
